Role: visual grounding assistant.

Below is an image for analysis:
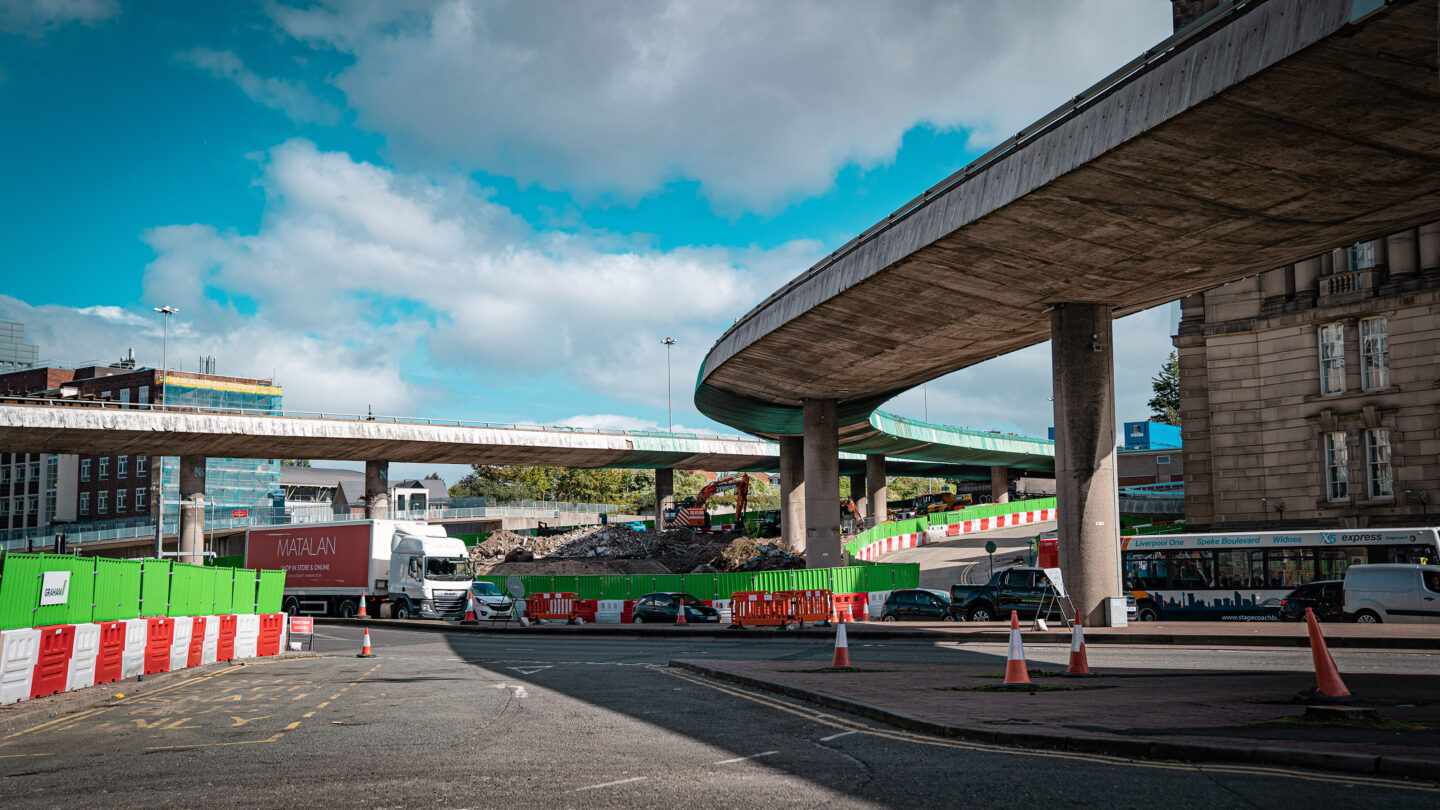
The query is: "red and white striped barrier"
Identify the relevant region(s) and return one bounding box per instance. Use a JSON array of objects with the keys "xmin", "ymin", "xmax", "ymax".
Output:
[{"xmin": 853, "ymin": 508, "xmax": 1057, "ymax": 562}]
